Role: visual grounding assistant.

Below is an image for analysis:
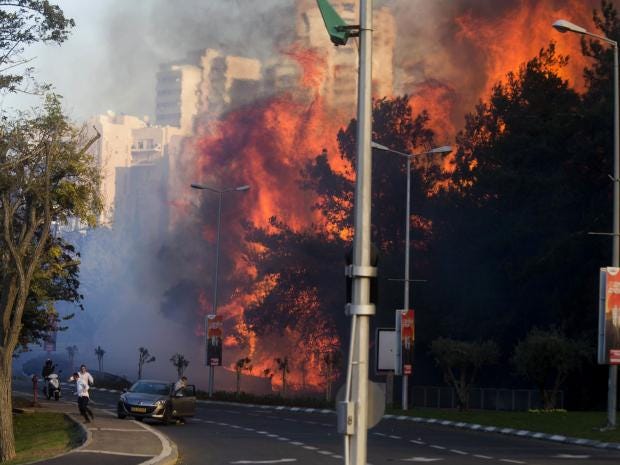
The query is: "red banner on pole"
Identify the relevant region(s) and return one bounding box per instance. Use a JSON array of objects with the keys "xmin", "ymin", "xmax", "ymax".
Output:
[
  {"xmin": 401, "ymin": 309, "xmax": 415, "ymax": 375},
  {"xmin": 605, "ymin": 268, "xmax": 620, "ymax": 360},
  {"xmin": 206, "ymin": 315, "xmax": 223, "ymax": 366}
]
